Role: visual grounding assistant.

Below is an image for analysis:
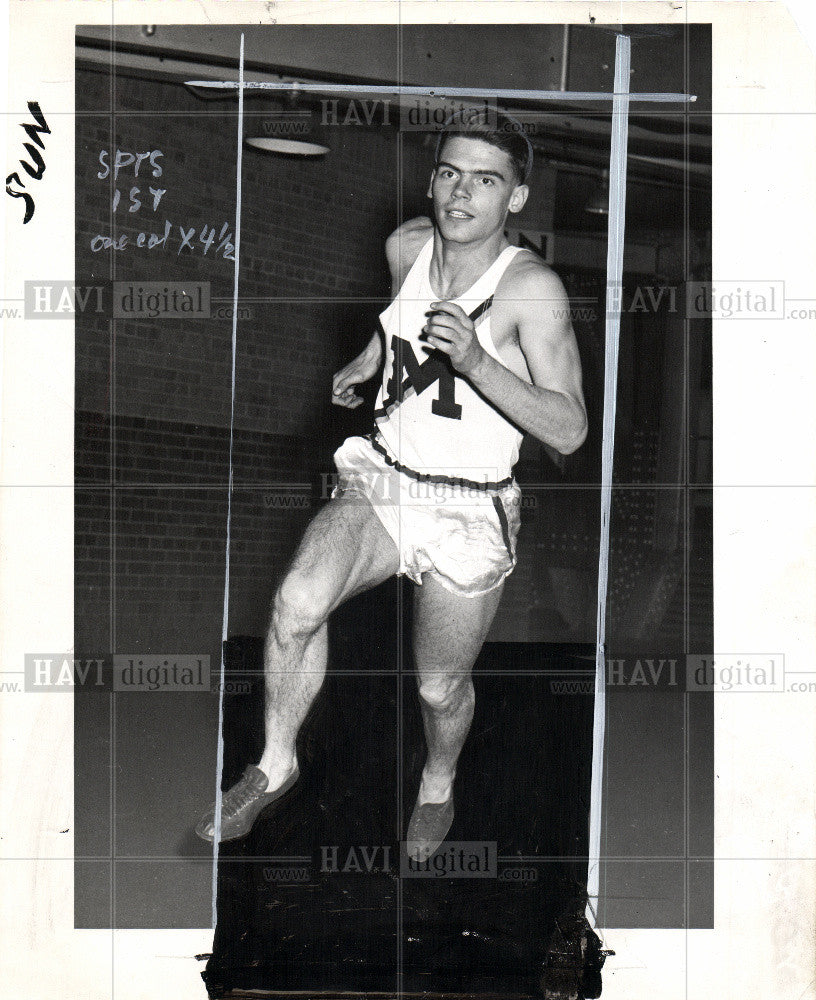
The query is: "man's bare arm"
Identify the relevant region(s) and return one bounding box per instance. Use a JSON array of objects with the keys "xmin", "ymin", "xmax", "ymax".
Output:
[
  {"xmin": 333, "ymin": 218, "xmax": 432, "ymax": 408},
  {"xmin": 333, "ymin": 218, "xmax": 434, "ymax": 409},
  {"xmin": 385, "ymin": 216, "xmax": 433, "ymax": 295},
  {"xmin": 423, "ymin": 266, "xmax": 587, "ymax": 454},
  {"xmin": 331, "ymin": 331, "xmax": 382, "ymax": 408}
]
